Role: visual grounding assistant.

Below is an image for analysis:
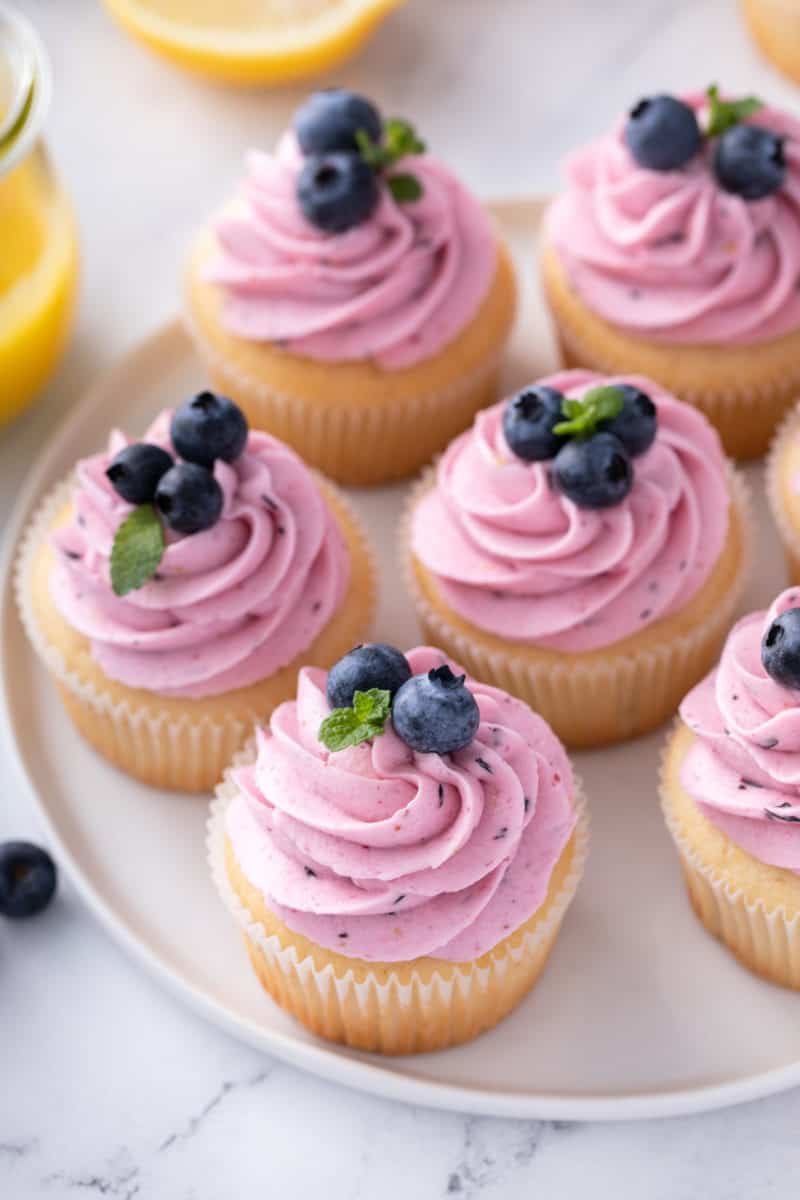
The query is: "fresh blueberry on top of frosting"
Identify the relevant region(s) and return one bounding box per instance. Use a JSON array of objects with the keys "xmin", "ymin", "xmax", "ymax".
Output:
[
  {"xmin": 624, "ymin": 95, "xmax": 702, "ymax": 172},
  {"xmin": 761, "ymin": 606, "xmax": 800, "ymax": 689},
  {"xmin": 326, "ymin": 643, "xmax": 412, "ymax": 710},
  {"xmin": 227, "ymin": 646, "xmax": 577, "ymax": 962},
  {"xmin": 599, "ymin": 384, "xmax": 657, "ymax": 457},
  {"xmin": 106, "ymin": 443, "xmax": 173, "ymax": 505},
  {"xmin": 714, "ymin": 123, "xmax": 786, "ymax": 200},
  {"xmin": 297, "ymin": 151, "xmax": 380, "ymax": 234},
  {"xmin": 412, "ymin": 369, "xmax": 730, "ymax": 653},
  {"xmin": 291, "ymin": 92, "xmax": 426, "ymax": 234},
  {"xmin": 551, "ymin": 431, "xmax": 633, "ymax": 510},
  {"xmin": 49, "ymin": 408, "xmax": 350, "ymax": 695},
  {"xmin": 502, "ymin": 386, "xmax": 566, "ymax": 462},
  {"xmin": 392, "ymin": 665, "xmax": 481, "ymax": 755},
  {"xmin": 171, "ymin": 391, "xmax": 248, "ymax": 468},
  {"xmin": 294, "ymin": 89, "xmax": 383, "ymax": 156},
  {"xmin": 154, "ymin": 461, "xmax": 224, "ymax": 535}
]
